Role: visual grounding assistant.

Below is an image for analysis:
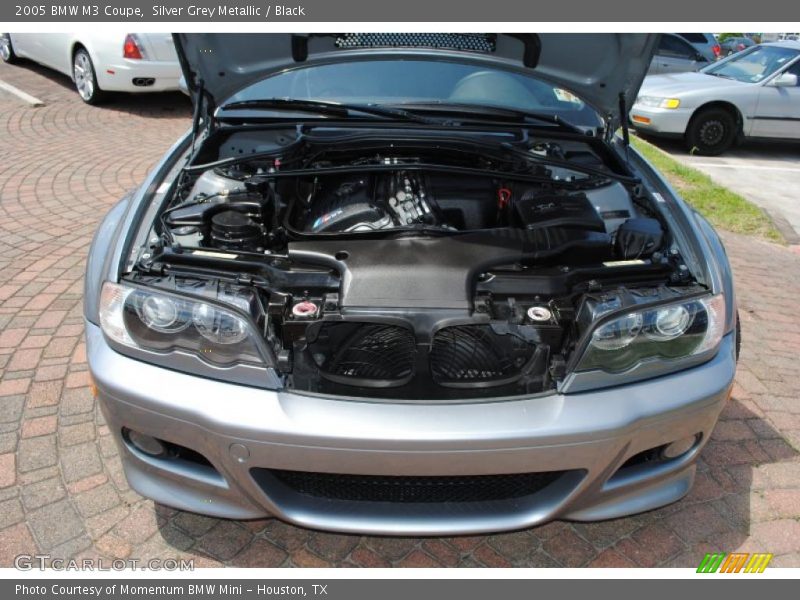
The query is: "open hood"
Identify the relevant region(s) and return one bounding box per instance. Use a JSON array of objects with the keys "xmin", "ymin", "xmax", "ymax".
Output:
[{"xmin": 174, "ymin": 33, "xmax": 659, "ymax": 131}]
